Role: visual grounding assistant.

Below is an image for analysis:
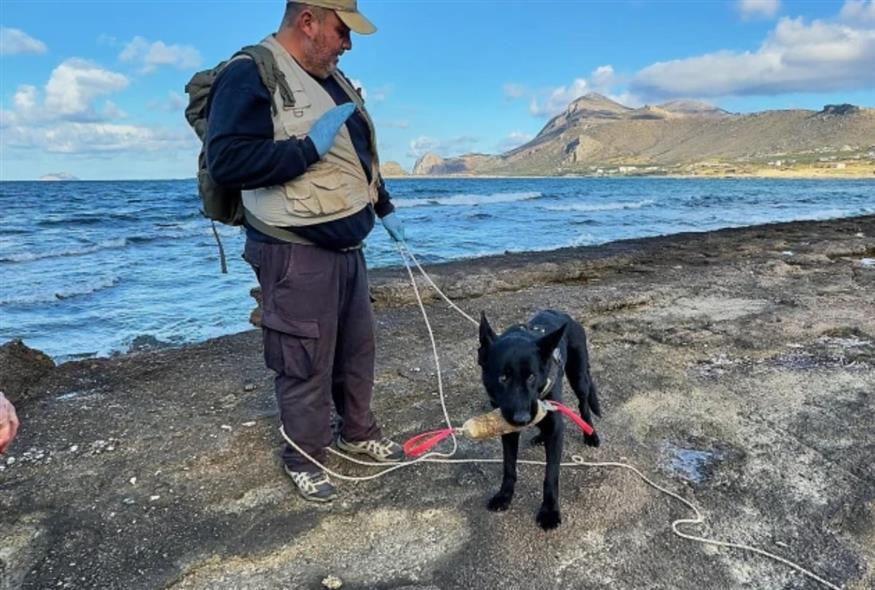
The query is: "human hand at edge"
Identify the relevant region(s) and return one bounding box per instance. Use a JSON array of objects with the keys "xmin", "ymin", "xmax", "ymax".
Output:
[
  {"xmin": 381, "ymin": 212, "xmax": 406, "ymax": 242},
  {"xmin": 309, "ymin": 103, "xmax": 356, "ymax": 157},
  {"xmin": 0, "ymin": 392, "xmax": 19, "ymax": 454}
]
